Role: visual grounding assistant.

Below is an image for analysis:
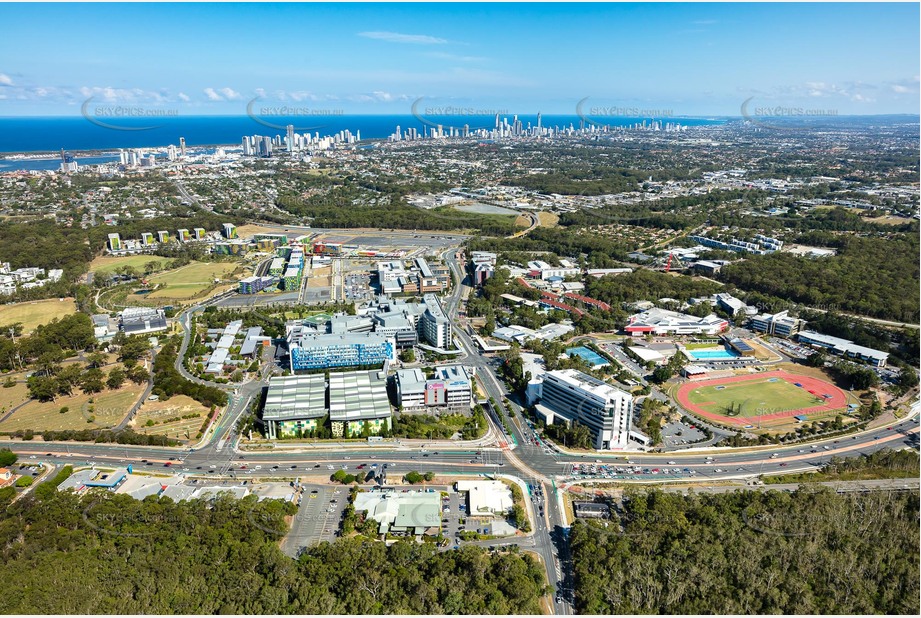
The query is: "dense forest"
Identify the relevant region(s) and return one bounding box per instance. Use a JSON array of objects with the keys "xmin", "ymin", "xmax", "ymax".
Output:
[
  {"xmin": 0, "ymin": 220, "xmax": 94, "ymax": 282},
  {"xmin": 570, "ymin": 487, "xmax": 919, "ymax": 614},
  {"xmin": 719, "ymin": 234, "xmax": 920, "ymax": 323},
  {"xmin": 503, "ymin": 166, "xmax": 646, "ymax": 195},
  {"xmin": 0, "ymin": 491, "xmax": 547, "ymax": 614},
  {"xmin": 469, "ymin": 226, "xmax": 632, "ymax": 268},
  {"xmin": 584, "ymin": 269, "xmax": 724, "ymax": 306},
  {"xmin": 0, "ymin": 214, "xmax": 234, "ymax": 284},
  {"xmin": 275, "ymin": 184, "xmax": 519, "ymax": 236}
]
